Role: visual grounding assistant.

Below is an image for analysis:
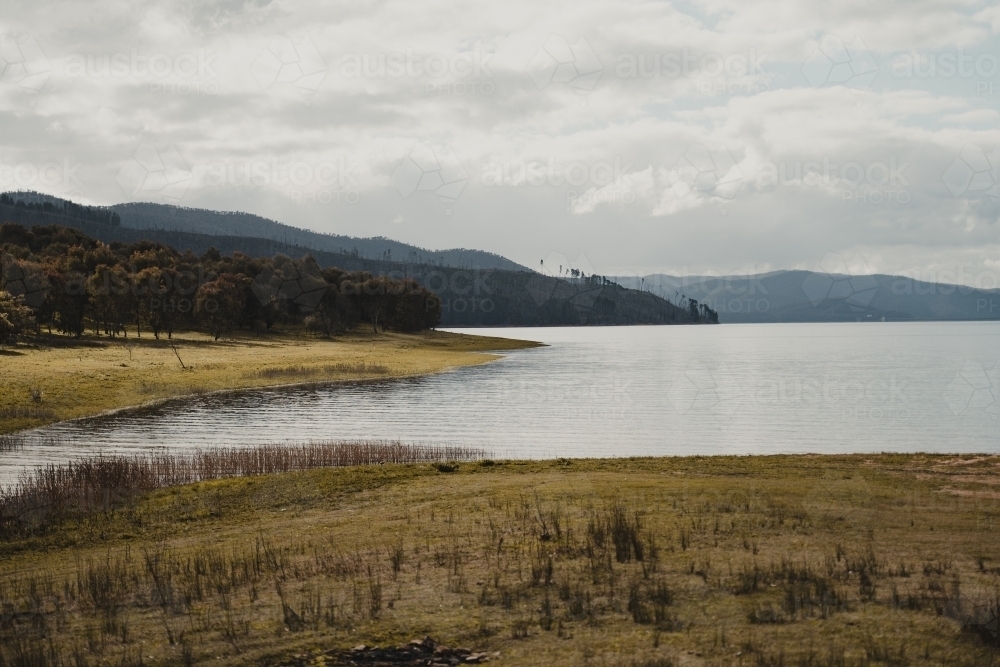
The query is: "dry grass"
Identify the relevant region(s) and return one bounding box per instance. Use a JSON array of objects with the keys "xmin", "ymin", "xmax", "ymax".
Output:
[
  {"xmin": 0, "ymin": 455, "xmax": 997, "ymax": 666},
  {"xmin": 0, "ymin": 328, "xmax": 540, "ymax": 434},
  {"xmin": 0, "ymin": 441, "xmax": 485, "ymax": 537}
]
